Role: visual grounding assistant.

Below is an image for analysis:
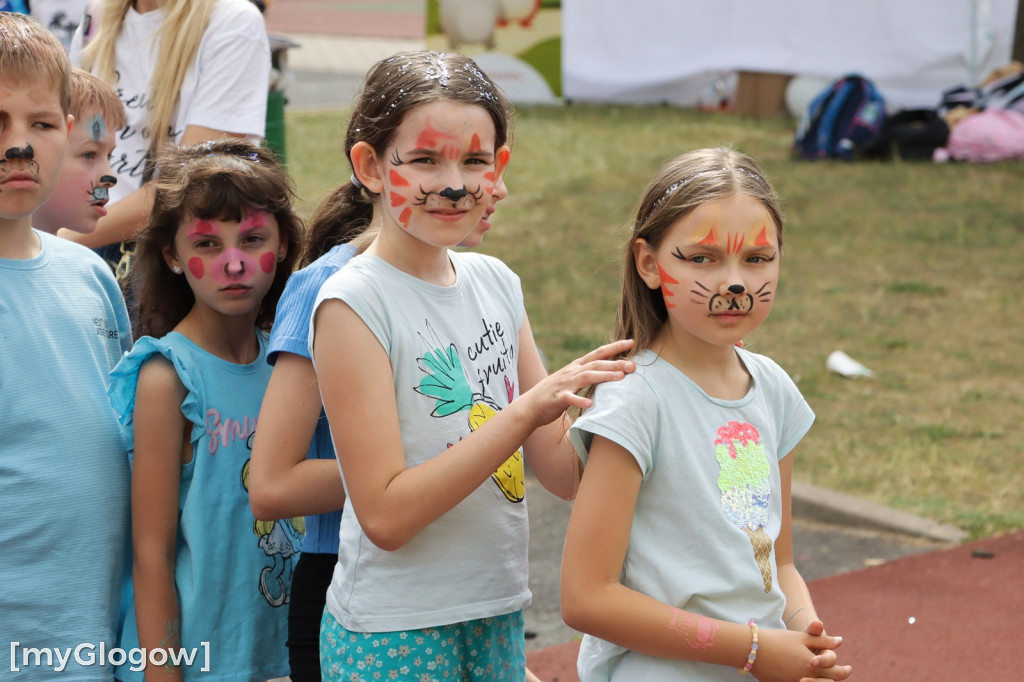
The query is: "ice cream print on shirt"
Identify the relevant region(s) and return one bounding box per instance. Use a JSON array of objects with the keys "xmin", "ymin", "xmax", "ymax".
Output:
[
  {"xmin": 714, "ymin": 421, "xmax": 773, "ymax": 592},
  {"xmin": 414, "ymin": 319, "xmax": 523, "ymax": 502}
]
